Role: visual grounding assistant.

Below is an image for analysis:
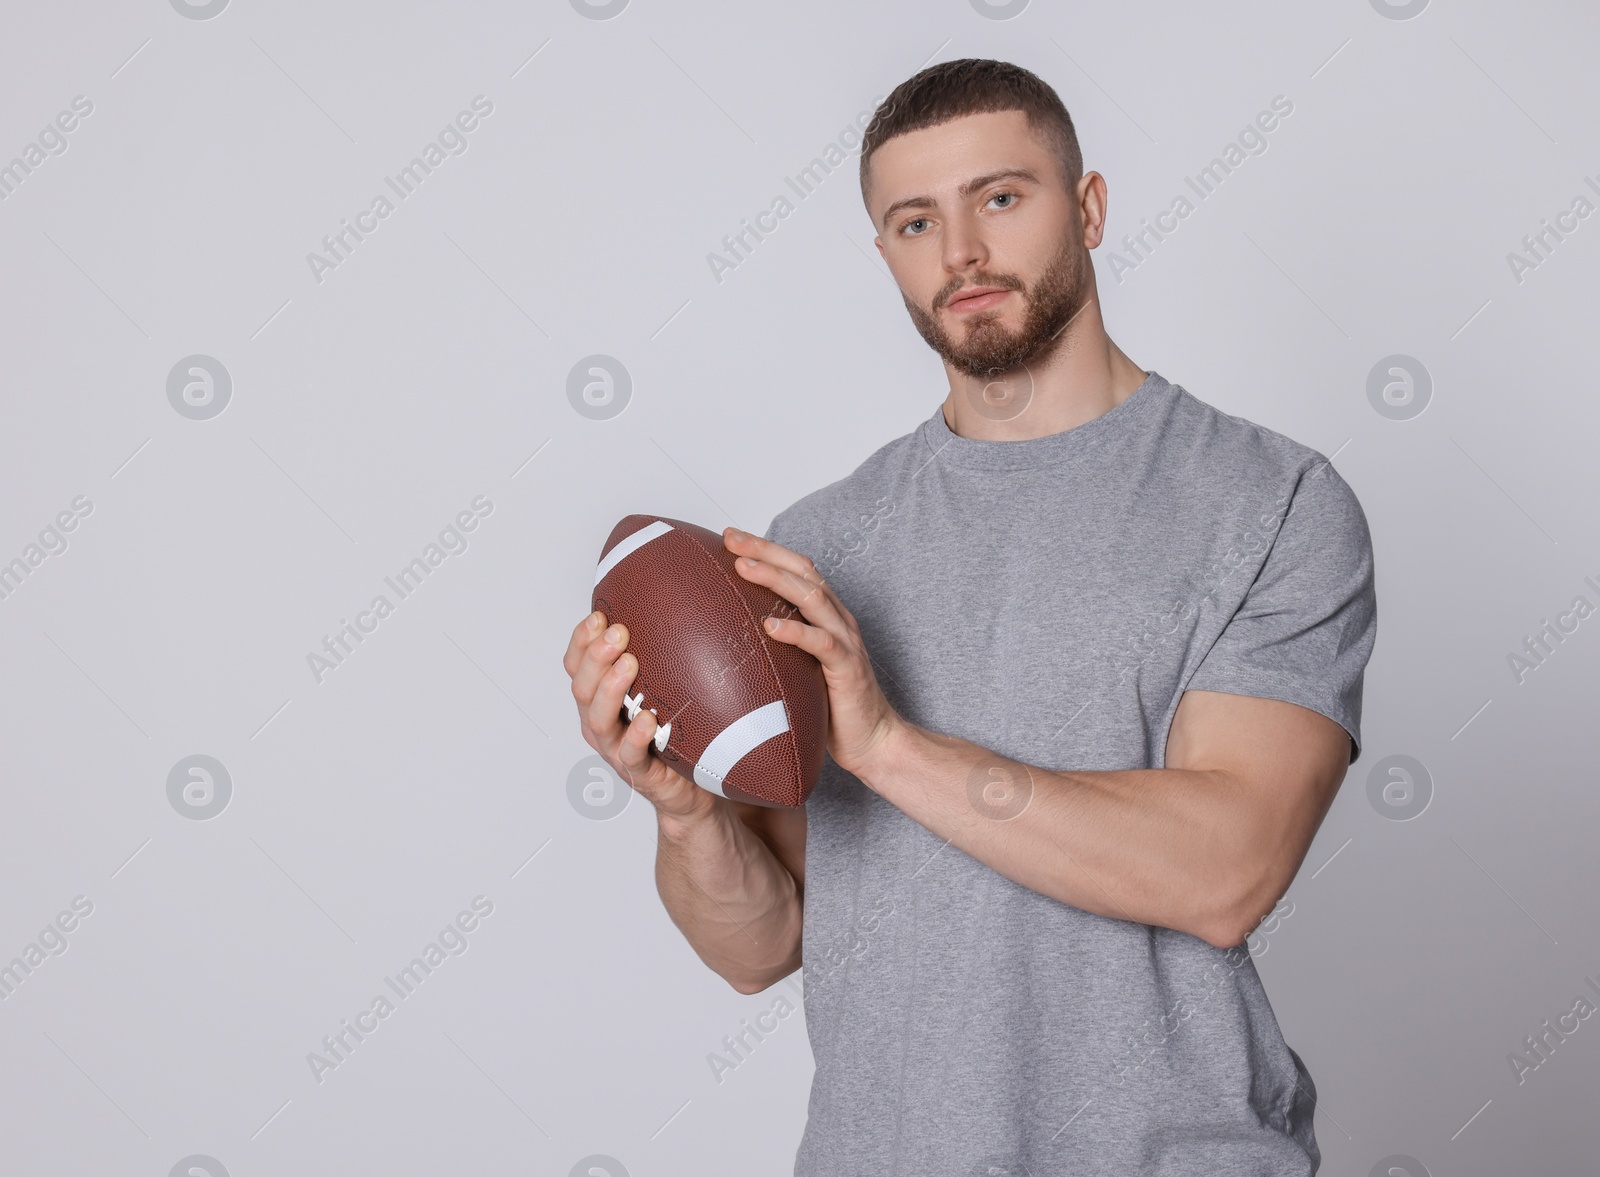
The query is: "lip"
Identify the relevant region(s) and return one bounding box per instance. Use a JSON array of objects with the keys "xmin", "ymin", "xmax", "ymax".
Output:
[{"xmin": 946, "ymin": 286, "xmax": 1012, "ymax": 313}]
